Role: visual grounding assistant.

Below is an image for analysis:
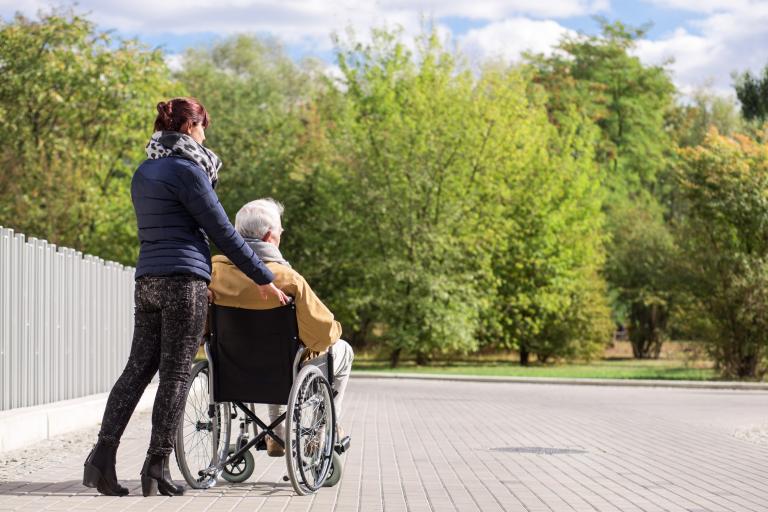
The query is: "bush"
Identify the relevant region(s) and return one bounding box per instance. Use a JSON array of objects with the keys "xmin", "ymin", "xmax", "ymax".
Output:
[{"xmin": 675, "ymin": 129, "xmax": 768, "ymax": 378}]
